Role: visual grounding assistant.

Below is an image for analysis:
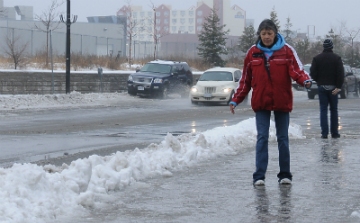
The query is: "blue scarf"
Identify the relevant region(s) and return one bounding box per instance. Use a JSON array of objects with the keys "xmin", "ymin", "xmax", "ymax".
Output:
[{"xmin": 256, "ymin": 33, "xmax": 286, "ymax": 59}]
